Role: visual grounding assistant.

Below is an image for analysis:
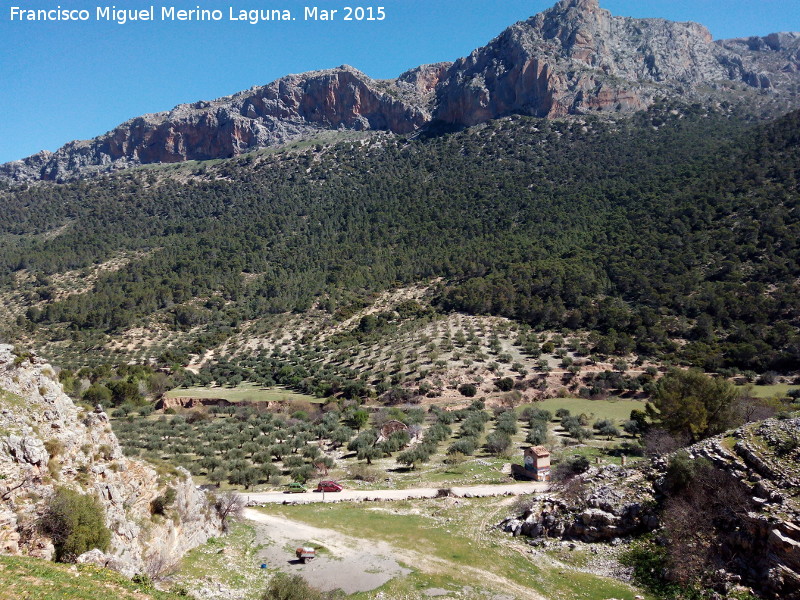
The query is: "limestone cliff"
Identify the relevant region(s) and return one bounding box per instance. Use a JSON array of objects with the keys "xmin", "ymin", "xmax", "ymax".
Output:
[
  {"xmin": 686, "ymin": 419, "xmax": 800, "ymax": 599},
  {"xmin": 0, "ymin": 345, "xmax": 222, "ymax": 576},
  {"xmin": 0, "ymin": 65, "xmax": 428, "ymax": 183},
  {"xmin": 434, "ymin": 0, "xmax": 784, "ymax": 124}
]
